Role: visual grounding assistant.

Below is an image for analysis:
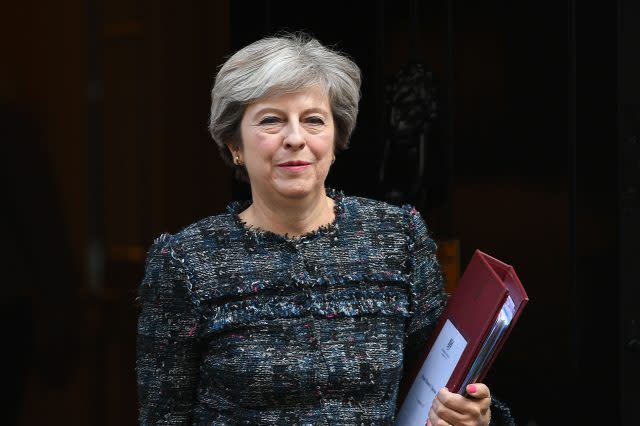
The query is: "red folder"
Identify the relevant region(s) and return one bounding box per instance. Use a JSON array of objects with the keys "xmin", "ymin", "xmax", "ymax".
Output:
[{"xmin": 400, "ymin": 249, "xmax": 529, "ymax": 403}]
